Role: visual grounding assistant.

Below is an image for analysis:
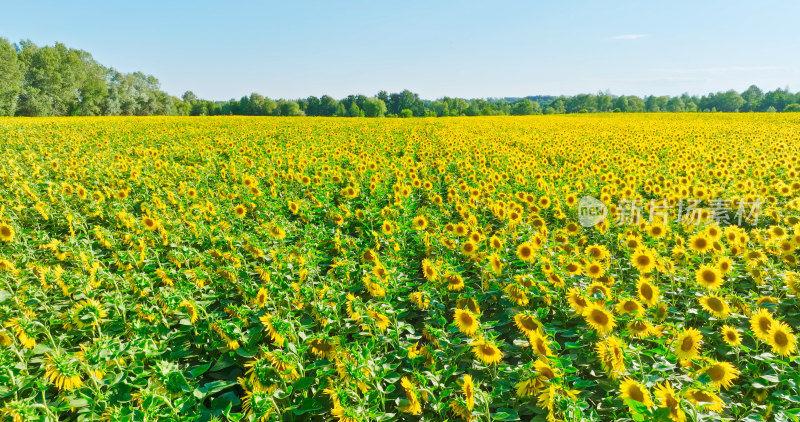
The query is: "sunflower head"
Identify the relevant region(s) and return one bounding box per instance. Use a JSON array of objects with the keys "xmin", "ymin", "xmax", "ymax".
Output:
[
  {"xmin": 619, "ymin": 377, "xmax": 653, "ymax": 407},
  {"xmin": 673, "ymin": 327, "xmax": 703, "ymax": 360},
  {"xmin": 0, "ymin": 223, "xmax": 14, "ymax": 242}
]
